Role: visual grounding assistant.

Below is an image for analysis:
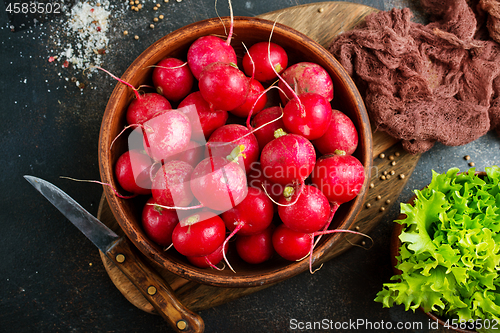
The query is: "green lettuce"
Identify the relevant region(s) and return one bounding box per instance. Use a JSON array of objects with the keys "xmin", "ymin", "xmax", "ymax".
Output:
[{"xmin": 375, "ymin": 166, "xmax": 500, "ymax": 324}]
